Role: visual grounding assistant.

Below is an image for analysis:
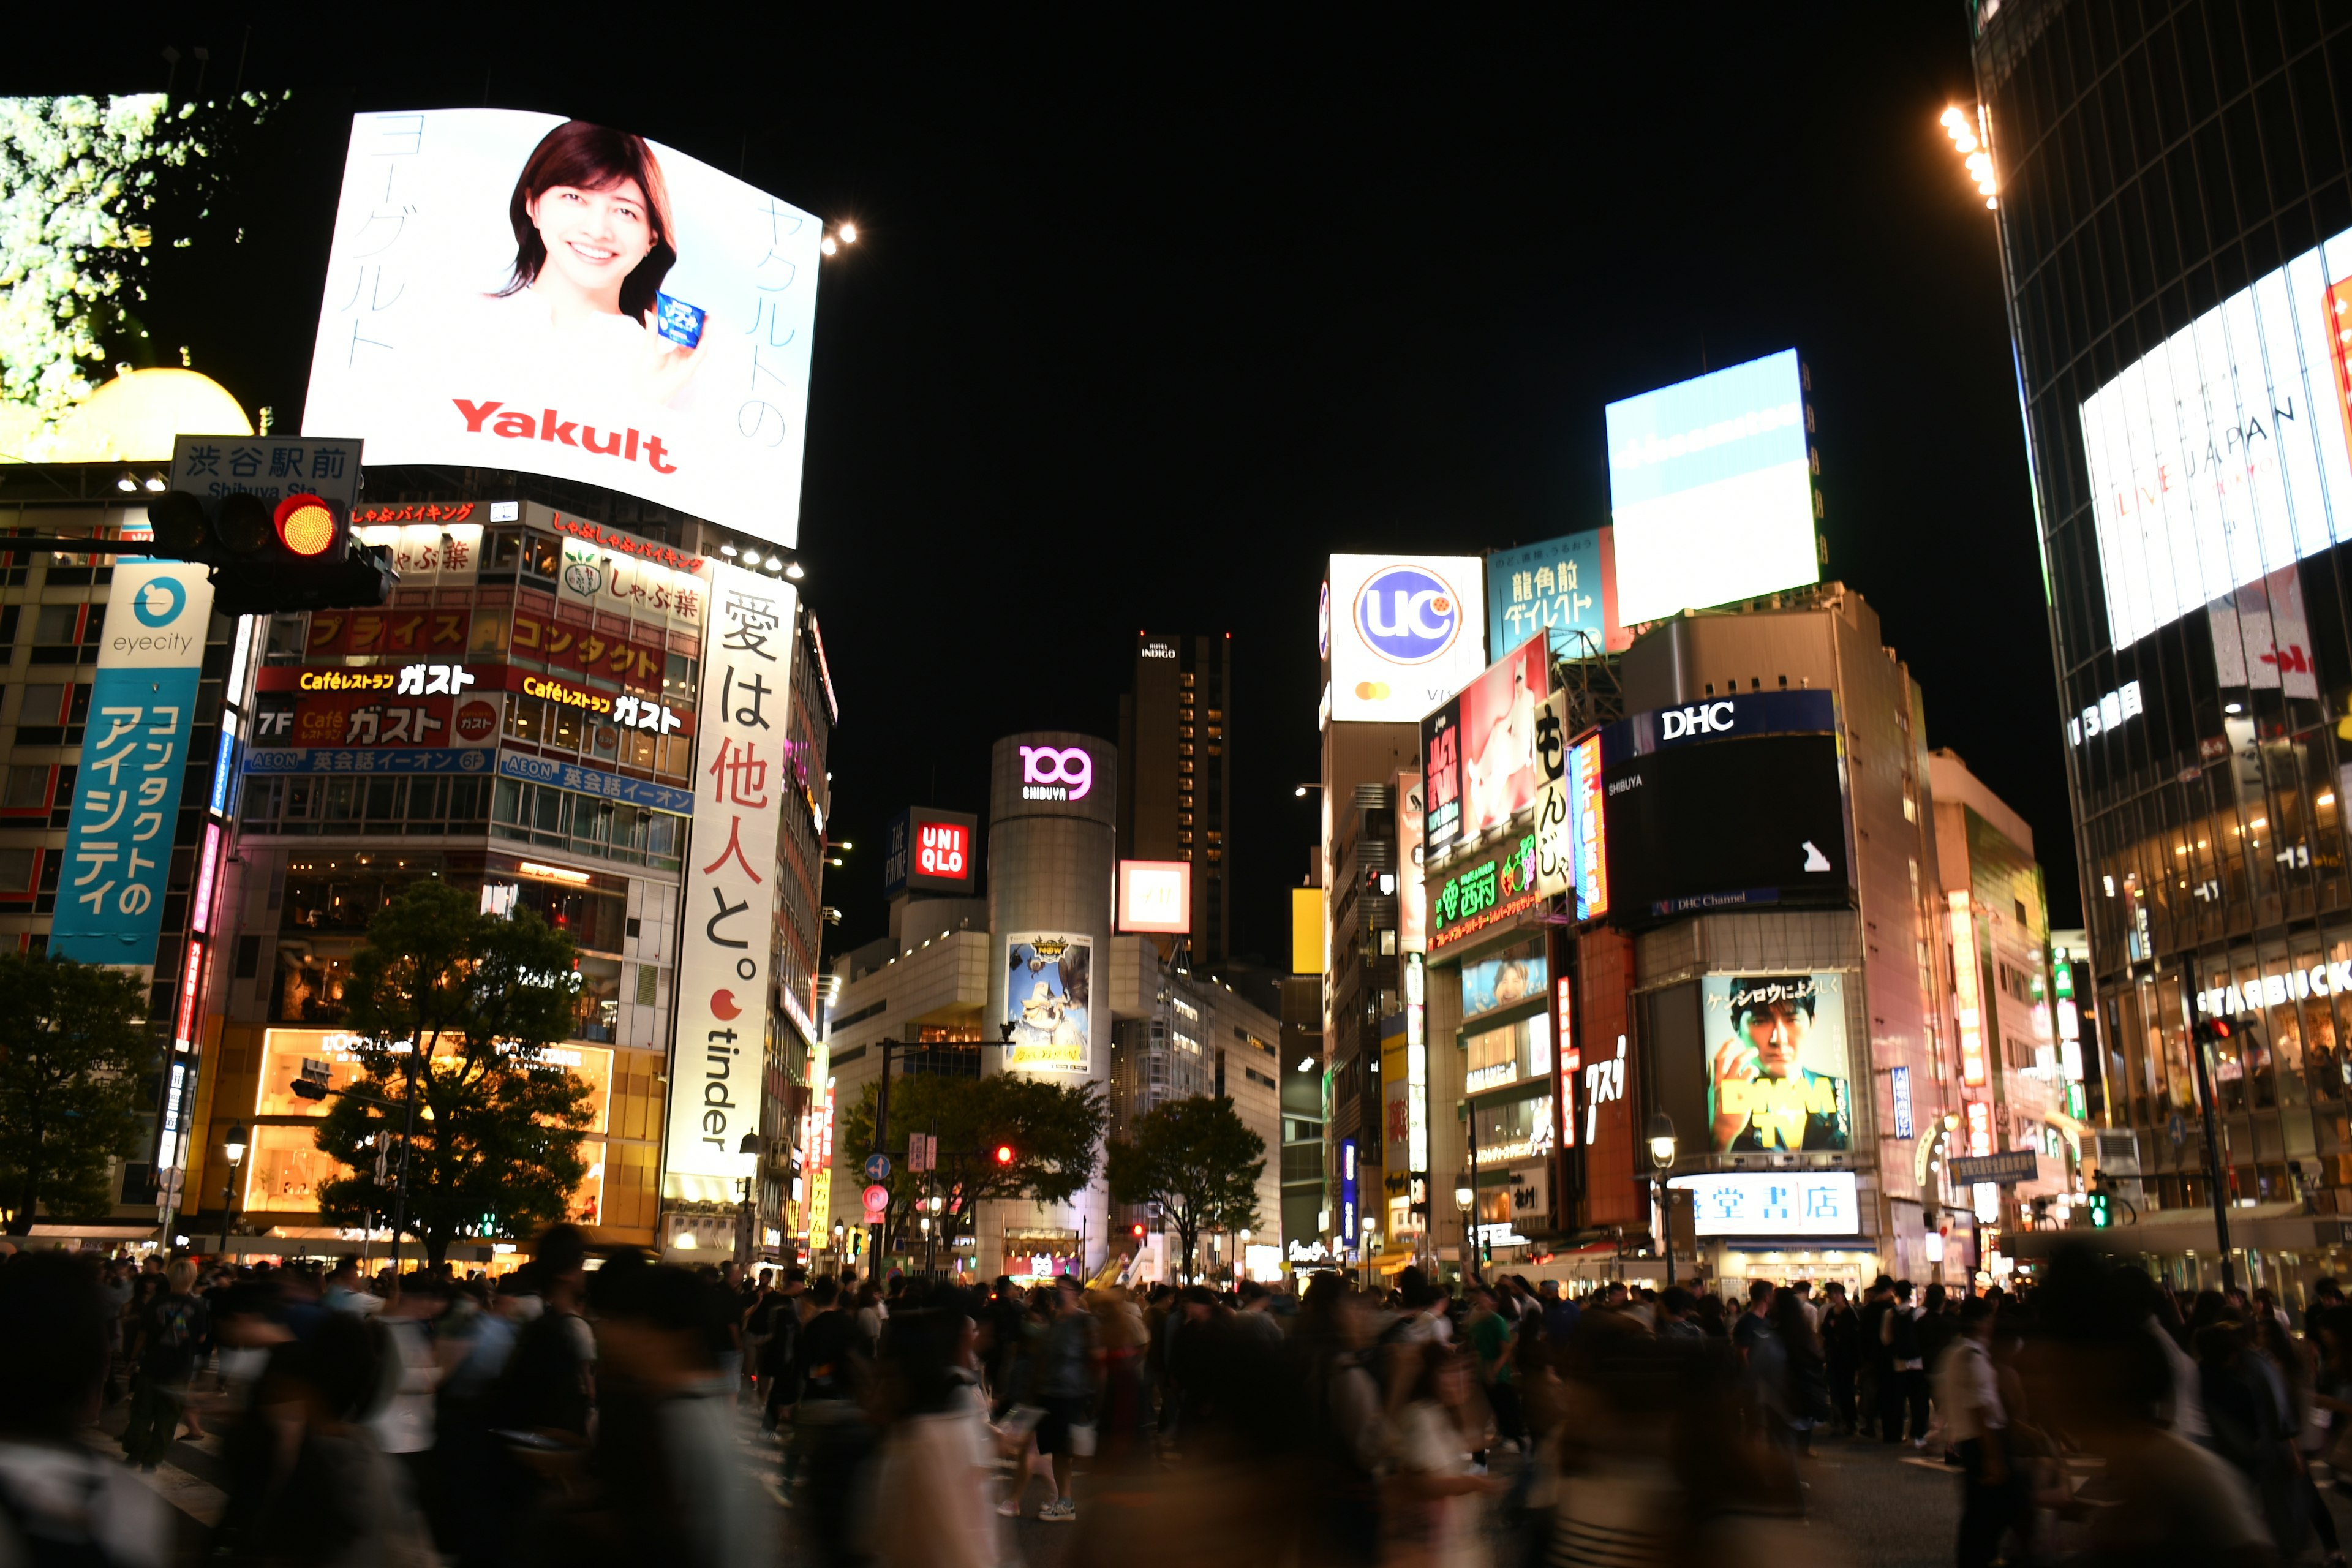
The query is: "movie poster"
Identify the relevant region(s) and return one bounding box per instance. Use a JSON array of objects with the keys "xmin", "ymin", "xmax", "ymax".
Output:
[
  {"xmin": 1702, "ymin": 973, "xmax": 1852, "ymax": 1153},
  {"xmin": 1005, "ymin": 932, "xmax": 1092, "ymax": 1074}
]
